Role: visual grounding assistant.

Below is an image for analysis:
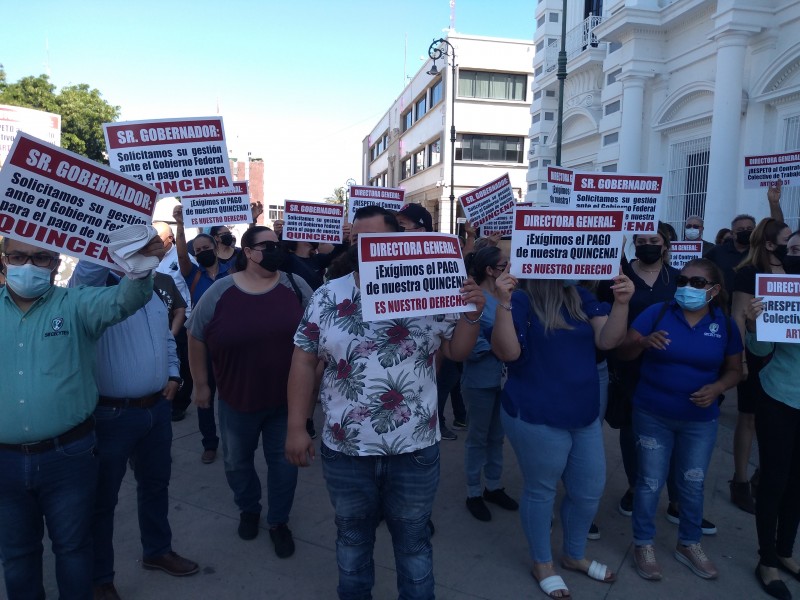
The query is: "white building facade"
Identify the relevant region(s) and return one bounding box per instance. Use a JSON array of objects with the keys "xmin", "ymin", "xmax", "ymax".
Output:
[
  {"xmin": 526, "ymin": 0, "xmax": 800, "ymax": 236},
  {"xmin": 363, "ymin": 33, "xmax": 534, "ymax": 233}
]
